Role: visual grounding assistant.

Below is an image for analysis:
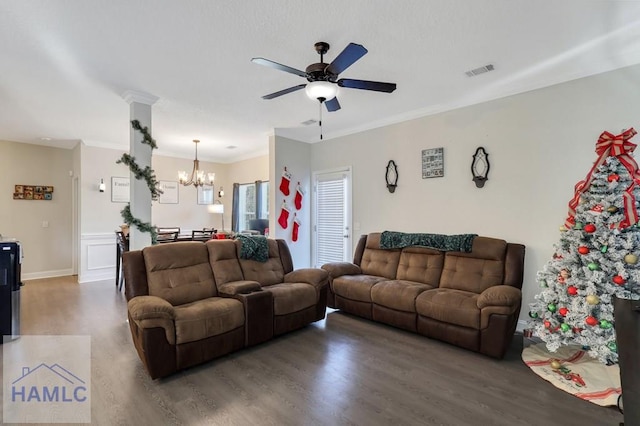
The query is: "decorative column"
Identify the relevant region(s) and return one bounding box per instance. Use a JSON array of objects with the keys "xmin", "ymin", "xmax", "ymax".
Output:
[{"xmin": 122, "ymin": 90, "xmax": 158, "ymax": 250}]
